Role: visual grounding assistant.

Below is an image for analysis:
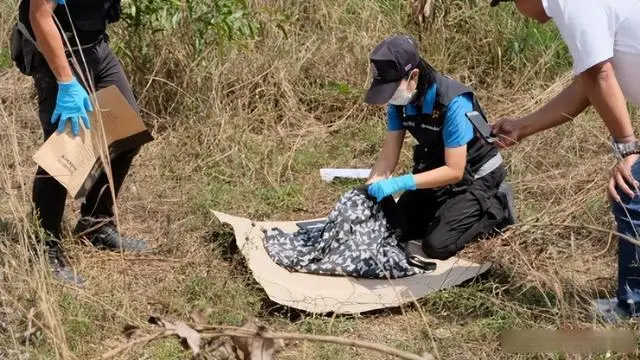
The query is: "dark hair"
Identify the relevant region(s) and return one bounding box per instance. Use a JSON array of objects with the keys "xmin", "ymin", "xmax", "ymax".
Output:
[{"xmin": 414, "ymin": 57, "xmax": 436, "ymax": 99}]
